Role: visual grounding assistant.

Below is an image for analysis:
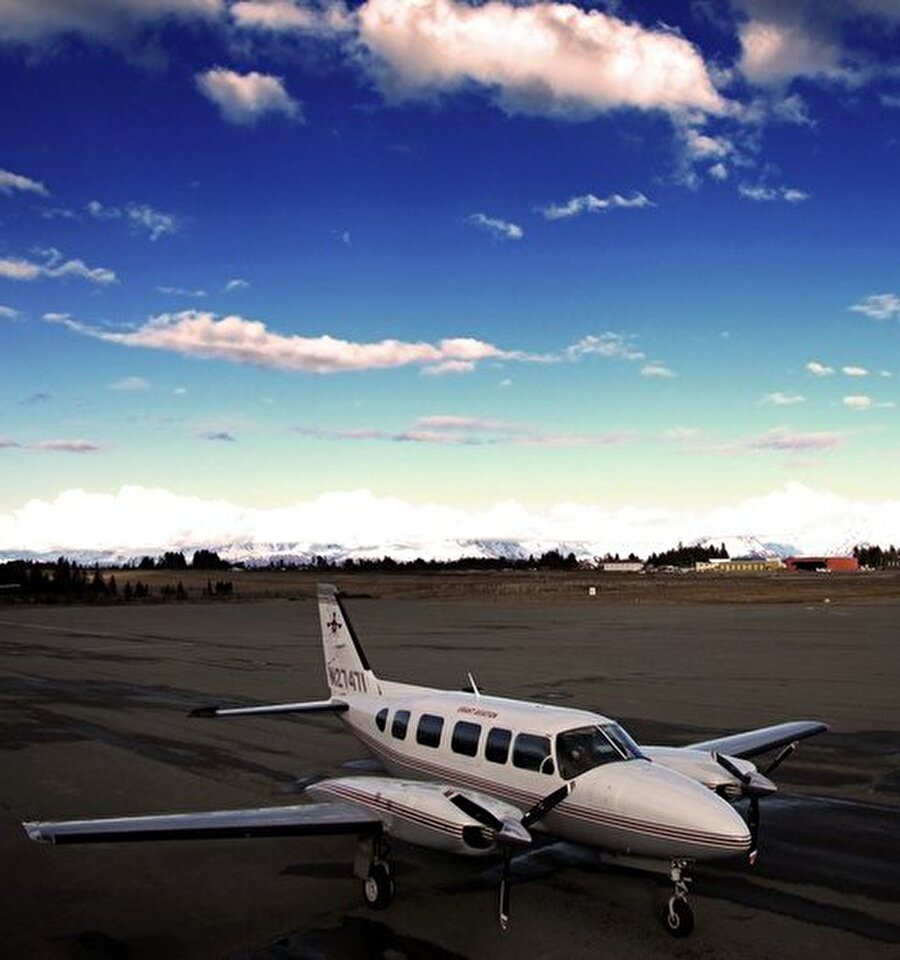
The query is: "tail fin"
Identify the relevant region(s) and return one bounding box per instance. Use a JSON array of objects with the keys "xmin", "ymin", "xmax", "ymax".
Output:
[{"xmin": 318, "ymin": 583, "xmax": 377, "ymax": 698}]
